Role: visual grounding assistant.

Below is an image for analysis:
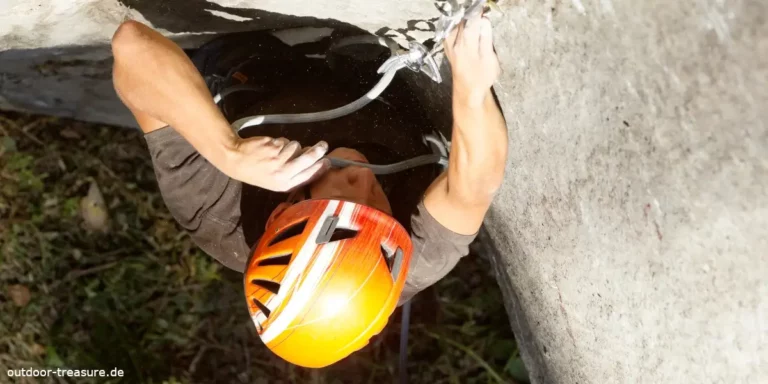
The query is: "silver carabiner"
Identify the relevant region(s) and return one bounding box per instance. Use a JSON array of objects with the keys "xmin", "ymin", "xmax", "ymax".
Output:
[{"xmin": 377, "ymin": 41, "xmax": 442, "ymax": 83}]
